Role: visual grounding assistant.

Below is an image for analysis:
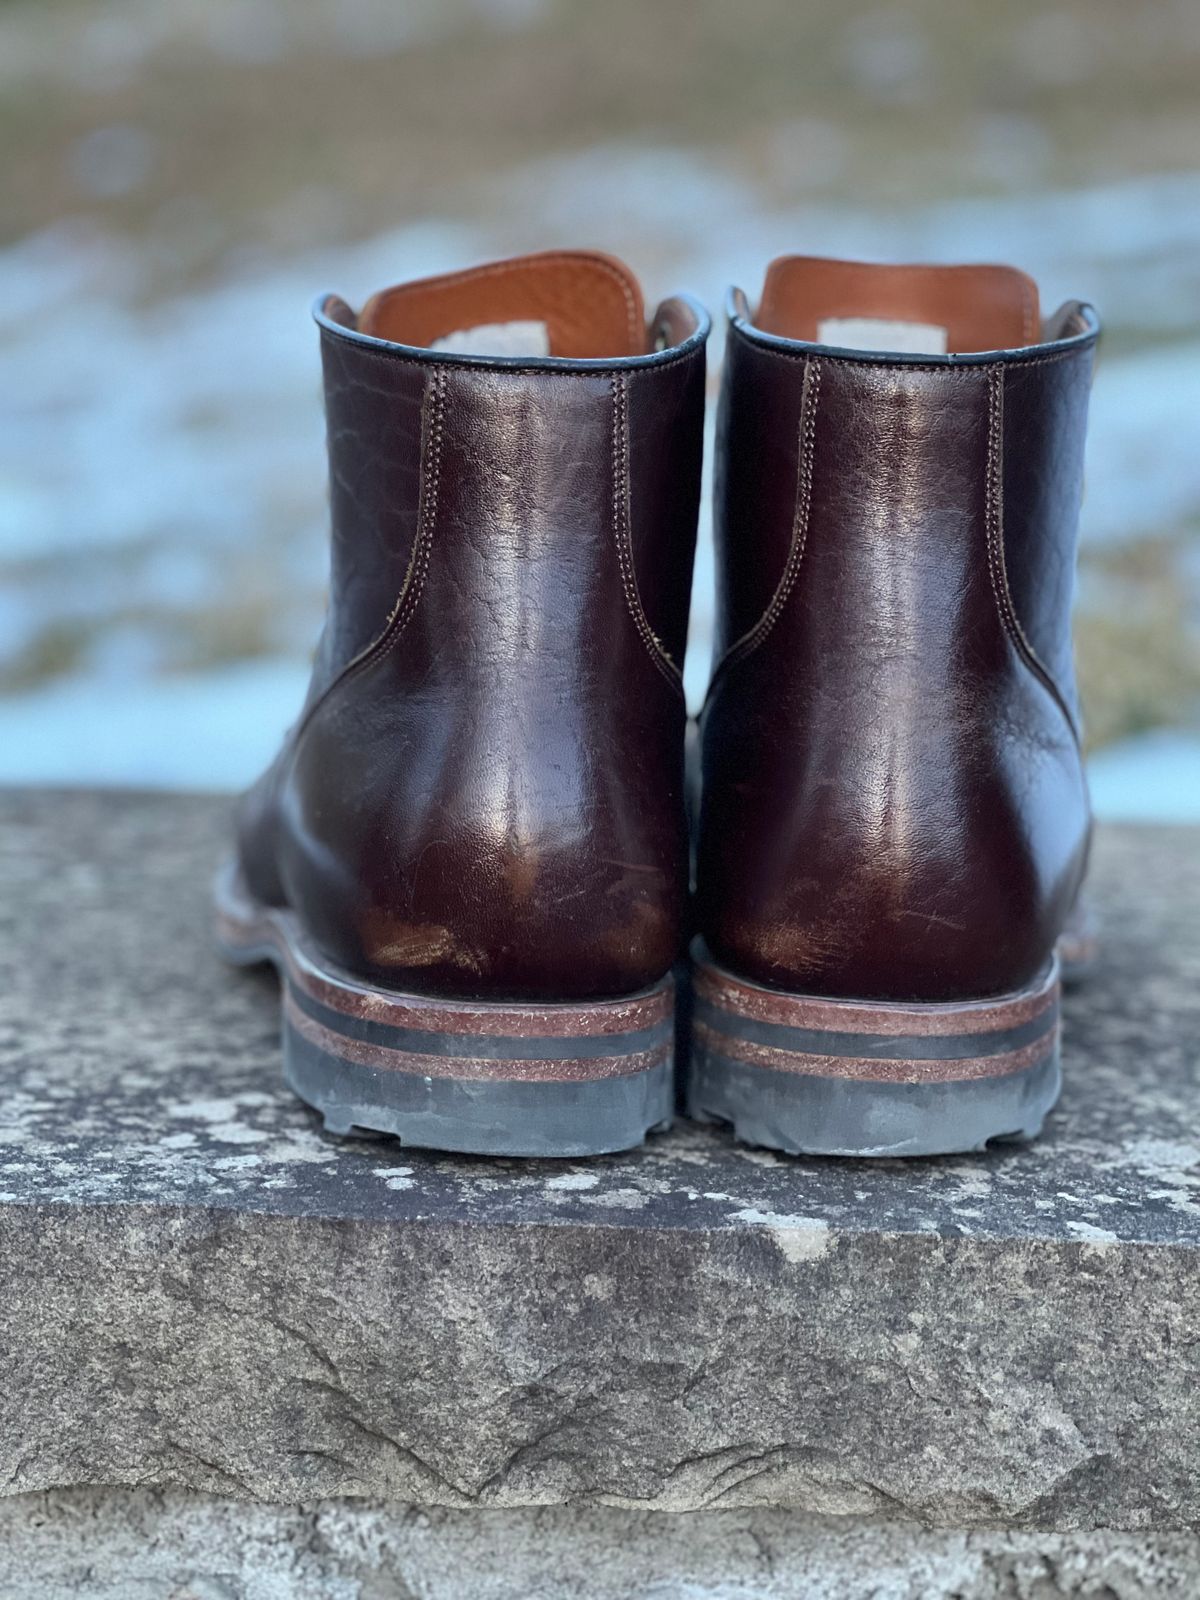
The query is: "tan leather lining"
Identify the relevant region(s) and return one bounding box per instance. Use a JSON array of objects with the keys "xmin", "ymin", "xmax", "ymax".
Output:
[
  {"xmin": 756, "ymin": 257, "xmax": 1041, "ymax": 354},
  {"xmin": 357, "ymin": 250, "xmax": 648, "ymax": 358}
]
